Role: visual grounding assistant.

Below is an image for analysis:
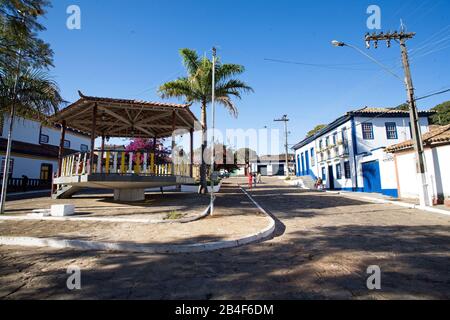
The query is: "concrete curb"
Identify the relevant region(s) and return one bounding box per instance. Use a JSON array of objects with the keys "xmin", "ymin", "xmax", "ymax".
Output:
[
  {"xmin": 0, "ymin": 188, "xmax": 275, "ymax": 254},
  {"xmin": 0, "ymin": 203, "xmax": 211, "ymax": 225},
  {"xmin": 333, "ymin": 191, "xmax": 450, "ymax": 216}
]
